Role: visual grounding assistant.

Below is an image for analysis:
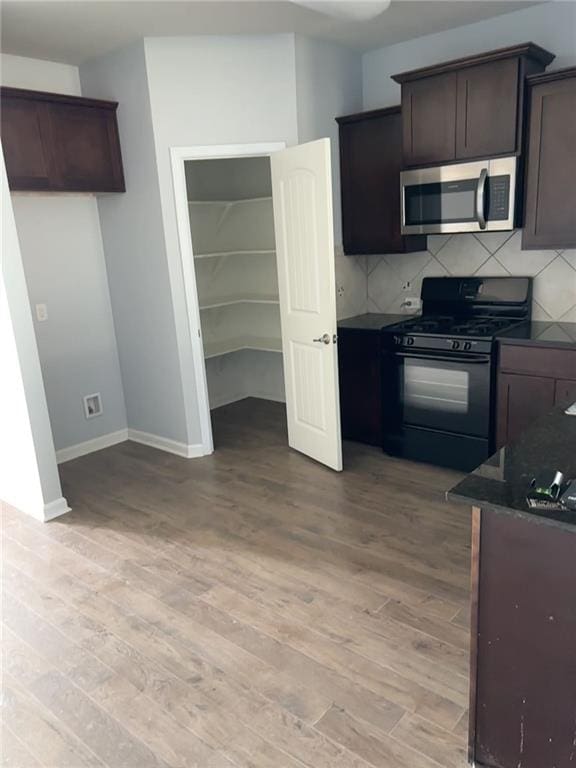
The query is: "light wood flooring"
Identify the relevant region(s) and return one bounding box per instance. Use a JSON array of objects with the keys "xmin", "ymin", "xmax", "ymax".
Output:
[{"xmin": 1, "ymin": 398, "xmax": 471, "ymax": 768}]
